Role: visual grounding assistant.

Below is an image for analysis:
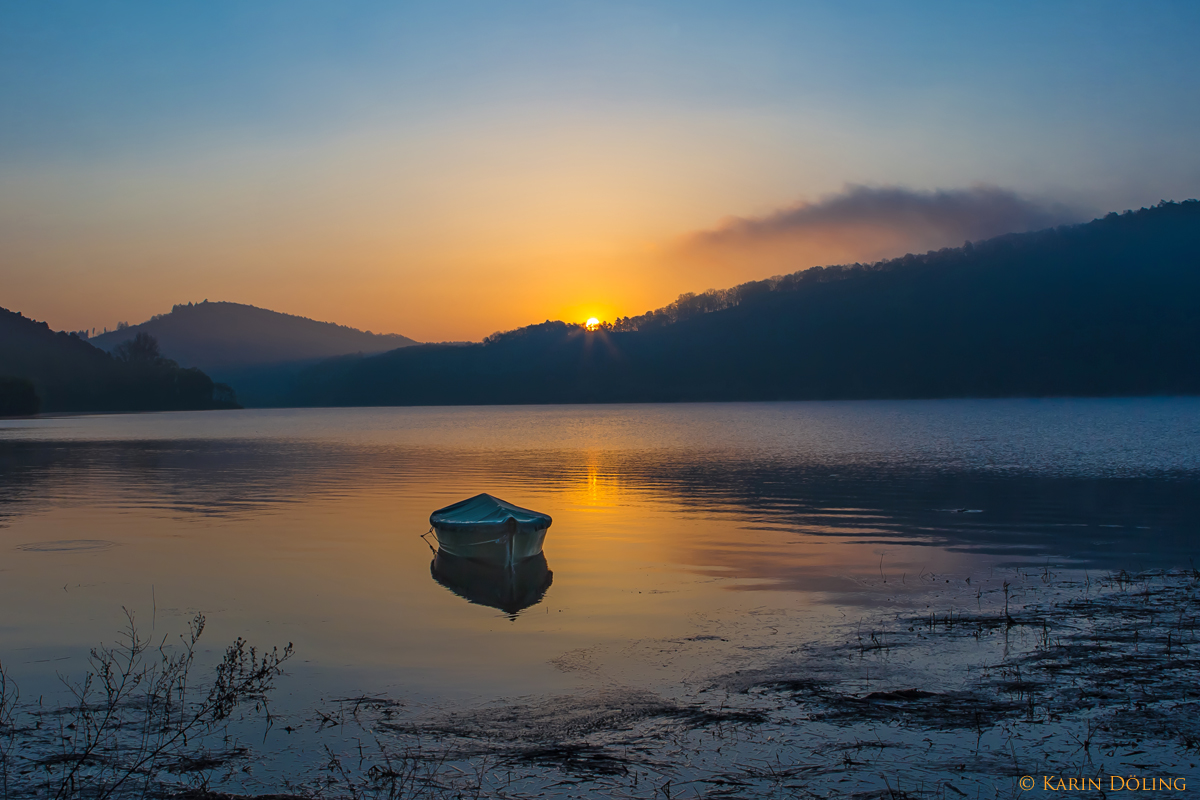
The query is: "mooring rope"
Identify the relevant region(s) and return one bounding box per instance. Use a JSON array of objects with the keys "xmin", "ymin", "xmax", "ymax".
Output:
[{"xmin": 420, "ymin": 526, "xmax": 438, "ymax": 555}]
